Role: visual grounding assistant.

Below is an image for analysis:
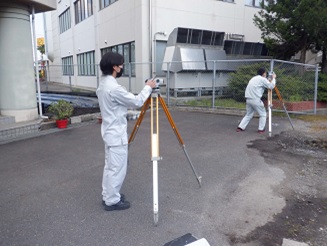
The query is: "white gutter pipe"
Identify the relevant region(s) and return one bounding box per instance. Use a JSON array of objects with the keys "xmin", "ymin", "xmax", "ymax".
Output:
[{"xmin": 32, "ymin": 7, "xmax": 47, "ymax": 119}]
